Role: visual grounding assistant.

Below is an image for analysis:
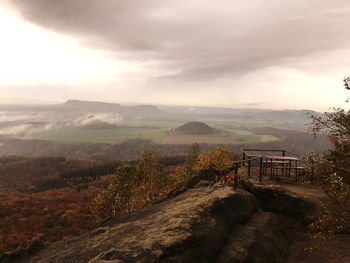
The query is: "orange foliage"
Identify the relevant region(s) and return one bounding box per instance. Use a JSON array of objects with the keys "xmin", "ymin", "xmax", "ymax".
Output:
[
  {"xmin": 0, "ymin": 148, "xmax": 237, "ymax": 255},
  {"xmin": 91, "ymin": 150, "xmax": 182, "ymax": 223},
  {"xmin": 192, "ymin": 147, "xmax": 235, "ymax": 176},
  {"xmin": 218, "ymin": 172, "xmax": 236, "ymax": 187},
  {"xmin": 0, "ymin": 187, "xmax": 99, "ymax": 254}
]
